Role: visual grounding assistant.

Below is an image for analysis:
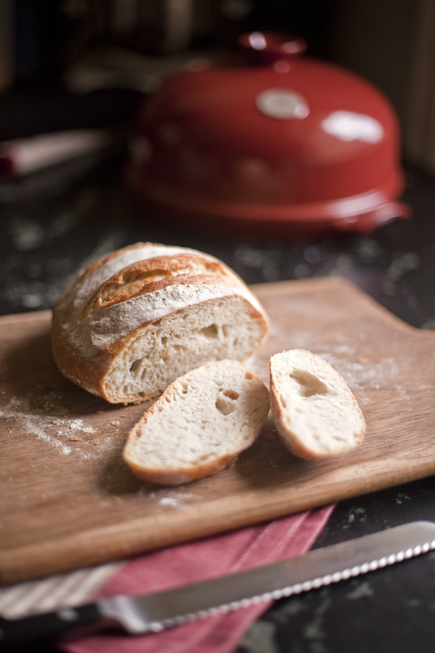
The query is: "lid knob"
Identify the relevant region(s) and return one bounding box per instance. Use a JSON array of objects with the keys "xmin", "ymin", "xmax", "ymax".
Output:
[{"xmin": 238, "ymin": 31, "xmax": 307, "ymax": 64}]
